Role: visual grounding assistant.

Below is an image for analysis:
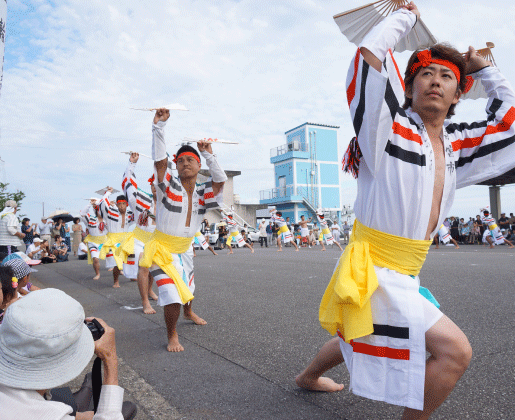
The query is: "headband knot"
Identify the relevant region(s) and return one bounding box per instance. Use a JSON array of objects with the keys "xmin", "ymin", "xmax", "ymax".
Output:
[
  {"xmin": 172, "ymin": 151, "xmax": 201, "ymax": 164},
  {"xmin": 172, "ymin": 154, "xmax": 178, "ymax": 164},
  {"xmin": 148, "ymin": 174, "xmax": 155, "ymax": 185},
  {"xmin": 410, "ymin": 49, "xmax": 461, "ymax": 83}
]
